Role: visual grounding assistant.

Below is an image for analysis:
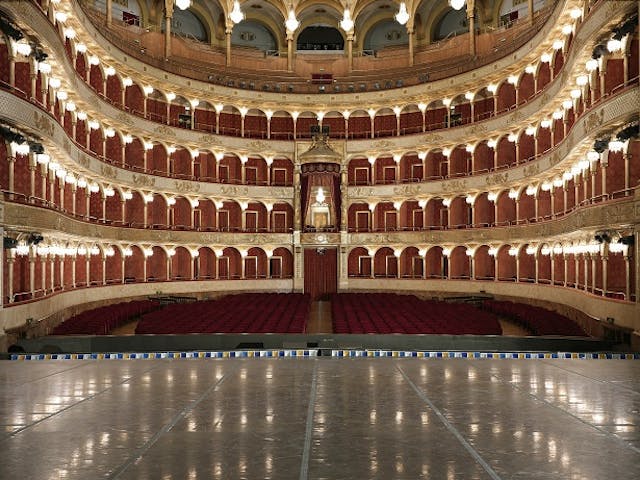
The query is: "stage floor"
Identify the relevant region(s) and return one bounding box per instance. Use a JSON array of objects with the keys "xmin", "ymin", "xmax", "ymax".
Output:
[{"xmin": 1, "ymin": 357, "xmax": 639, "ymax": 479}]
